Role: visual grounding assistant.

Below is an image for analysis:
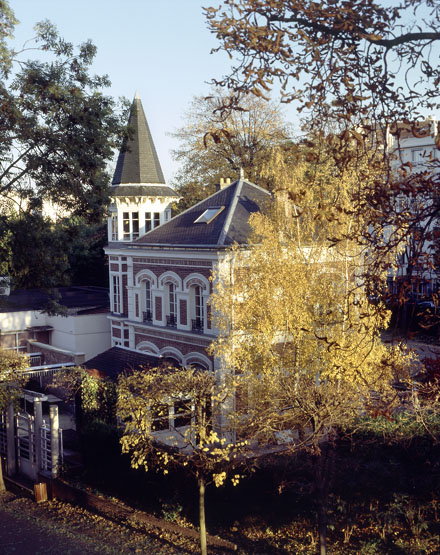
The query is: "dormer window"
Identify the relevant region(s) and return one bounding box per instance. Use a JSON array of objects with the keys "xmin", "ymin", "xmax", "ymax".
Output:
[
  {"xmin": 145, "ymin": 212, "xmax": 161, "ymax": 232},
  {"xmin": 123, "ymin": 211, "xmax": 139, "ymax": 241},
  {"xmin": 194, "ymin": 206, "xmax": 224, "ymax": 224}
]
